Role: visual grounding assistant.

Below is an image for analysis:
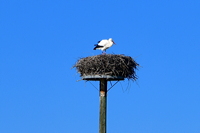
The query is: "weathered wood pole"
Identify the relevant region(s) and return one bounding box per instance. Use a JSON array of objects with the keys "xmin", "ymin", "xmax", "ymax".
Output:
[{"xmin": 99, "ymin": 78, "xmax": 107, "ymax": 133}]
